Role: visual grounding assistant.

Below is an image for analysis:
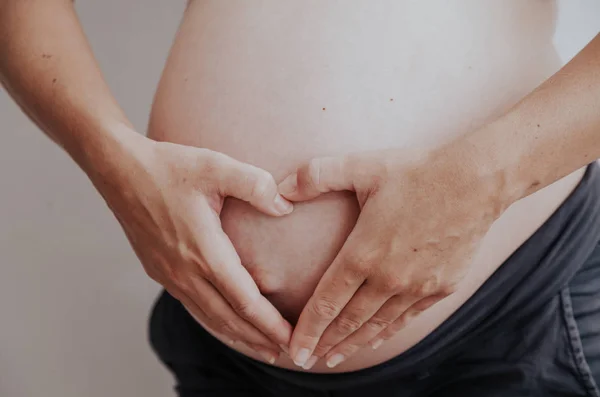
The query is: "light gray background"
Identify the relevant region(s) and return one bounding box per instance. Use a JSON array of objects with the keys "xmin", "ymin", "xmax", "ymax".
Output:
[{"xmin": 1, "ymin": 1, "xmax": 599, "ymax": 396}]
